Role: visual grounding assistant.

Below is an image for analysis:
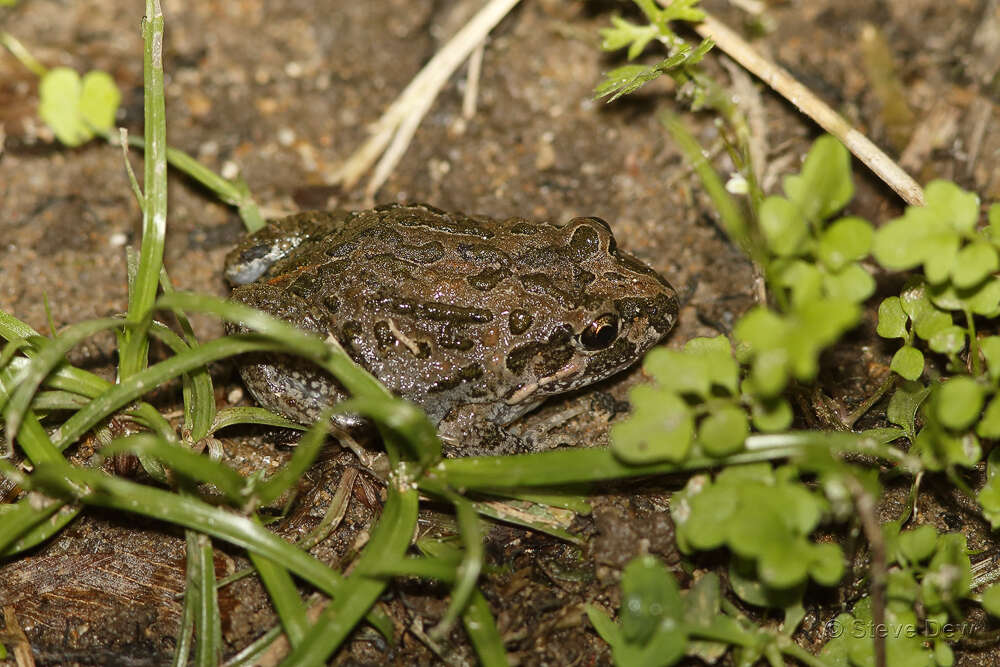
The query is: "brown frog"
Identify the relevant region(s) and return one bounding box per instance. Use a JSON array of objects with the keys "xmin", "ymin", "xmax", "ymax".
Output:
[{"xmin": 225, "ymin": 203, "xmax": 678, "ymax": 455}]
